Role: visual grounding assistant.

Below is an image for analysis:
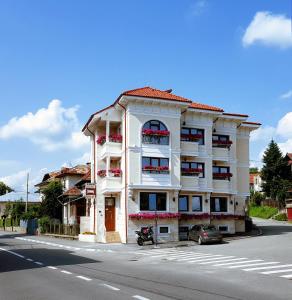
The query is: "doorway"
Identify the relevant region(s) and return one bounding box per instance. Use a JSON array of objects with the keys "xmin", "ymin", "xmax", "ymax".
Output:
[{"xmin": 105, "ymin": 197, "xmax": 115, "ymax": 231}]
